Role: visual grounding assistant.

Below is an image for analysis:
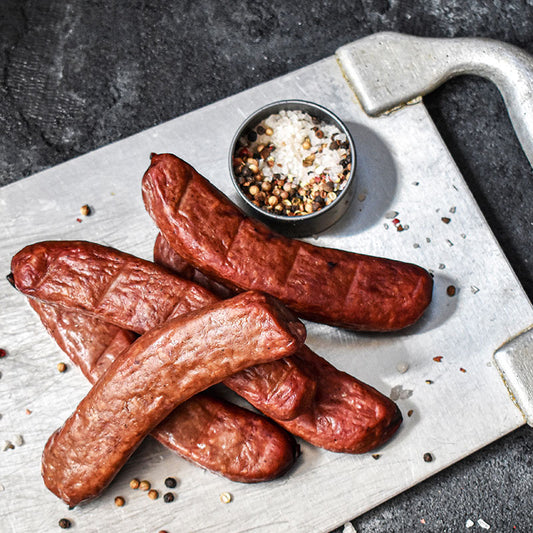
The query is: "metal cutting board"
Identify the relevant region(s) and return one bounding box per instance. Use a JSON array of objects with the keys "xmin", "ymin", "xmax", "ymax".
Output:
[{"xmin": 1, "ymin": 36, "xmax": 532, "ymax": 533}]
